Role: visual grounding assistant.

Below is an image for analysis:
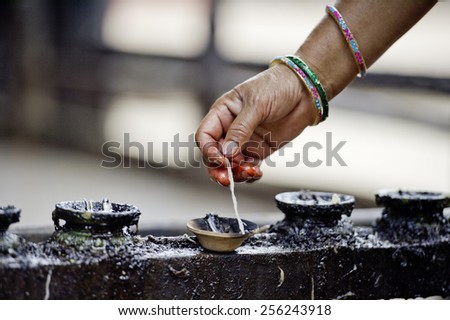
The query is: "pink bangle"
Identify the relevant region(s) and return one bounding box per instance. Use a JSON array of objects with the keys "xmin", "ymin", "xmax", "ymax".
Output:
[{"xmin": 326, "ymin": 5, "xmax": 367, "ymax": 78}]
